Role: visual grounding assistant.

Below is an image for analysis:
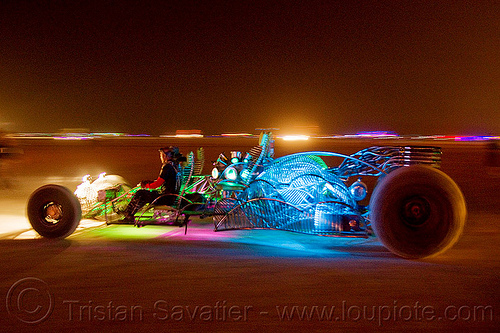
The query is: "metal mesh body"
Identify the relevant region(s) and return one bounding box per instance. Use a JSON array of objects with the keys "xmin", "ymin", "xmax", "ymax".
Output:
[
  {"xmin": 250, "ymin": 154, "xmax": 355, "ymax": 209},
  {"xmin": 214, "ymin": 154, "xmax": 362, "ymax": 235},
  {"xmin": 214, "ymin": 198, "xmax": 358, "ymax": 235}
]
